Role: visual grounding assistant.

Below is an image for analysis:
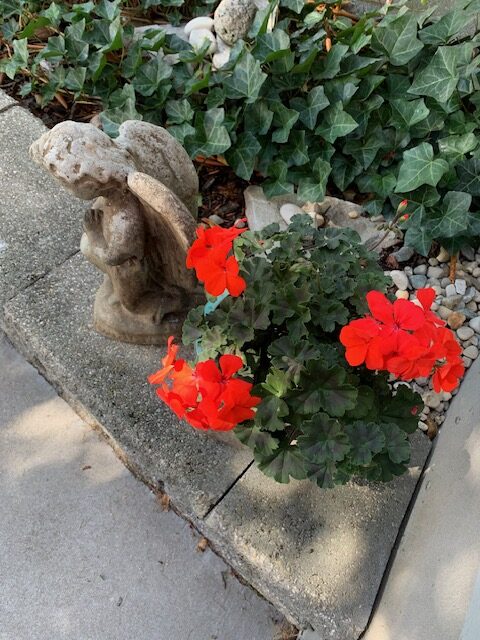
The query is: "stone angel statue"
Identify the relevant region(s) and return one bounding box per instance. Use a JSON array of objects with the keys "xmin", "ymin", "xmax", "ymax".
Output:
[{"xmin": 30, "ymin": 120, "xmax": 202, "ymax": 345}]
